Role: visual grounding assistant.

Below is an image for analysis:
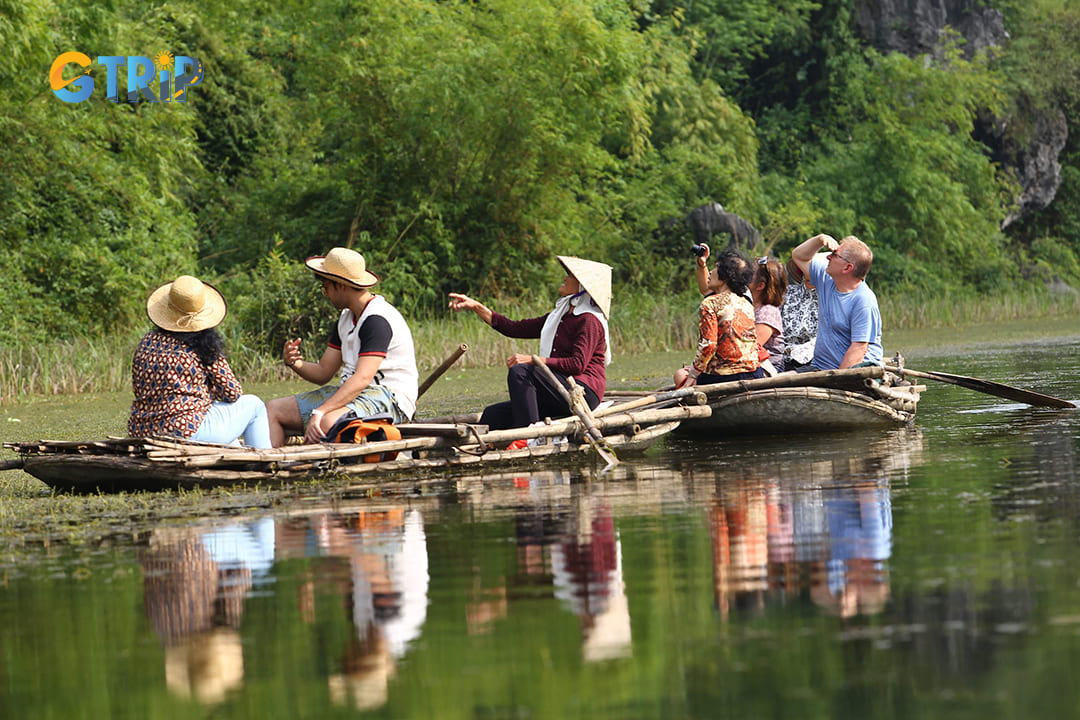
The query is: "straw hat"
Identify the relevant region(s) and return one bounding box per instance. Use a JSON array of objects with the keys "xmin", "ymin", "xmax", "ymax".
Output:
[
  {"xmin": 305, "ymin": 247, "xmax": 379, "ymax": 289},
  {"xmin": 557, "ymin": 255, "xmax": 612, "ymax": 319},
  {"xmin": 146, "ymin": 275, "xmax": 227, "ymax": 332},
  {"xmin": 165, "ymin": 629, "xmax": 244, "ymax": 705}
]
